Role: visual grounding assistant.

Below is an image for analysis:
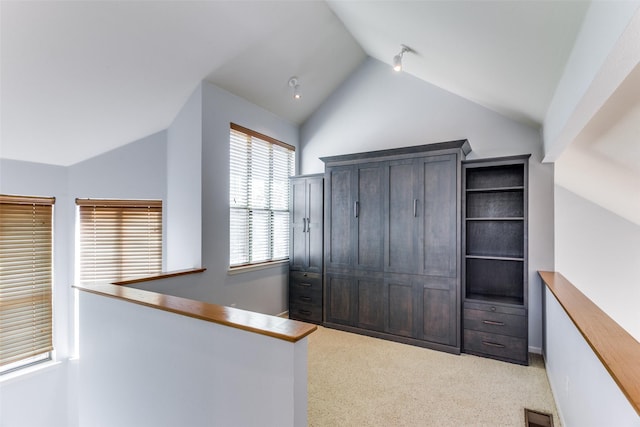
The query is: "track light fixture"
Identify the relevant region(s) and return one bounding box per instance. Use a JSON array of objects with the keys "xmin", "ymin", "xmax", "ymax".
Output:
[
  {"xmin": 288, "ymin": 76, "xmax": 301, "ymax": 100},
  {"xmin": 393, "ymin": 44, "xmax": 414, "ymax": 72}
]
